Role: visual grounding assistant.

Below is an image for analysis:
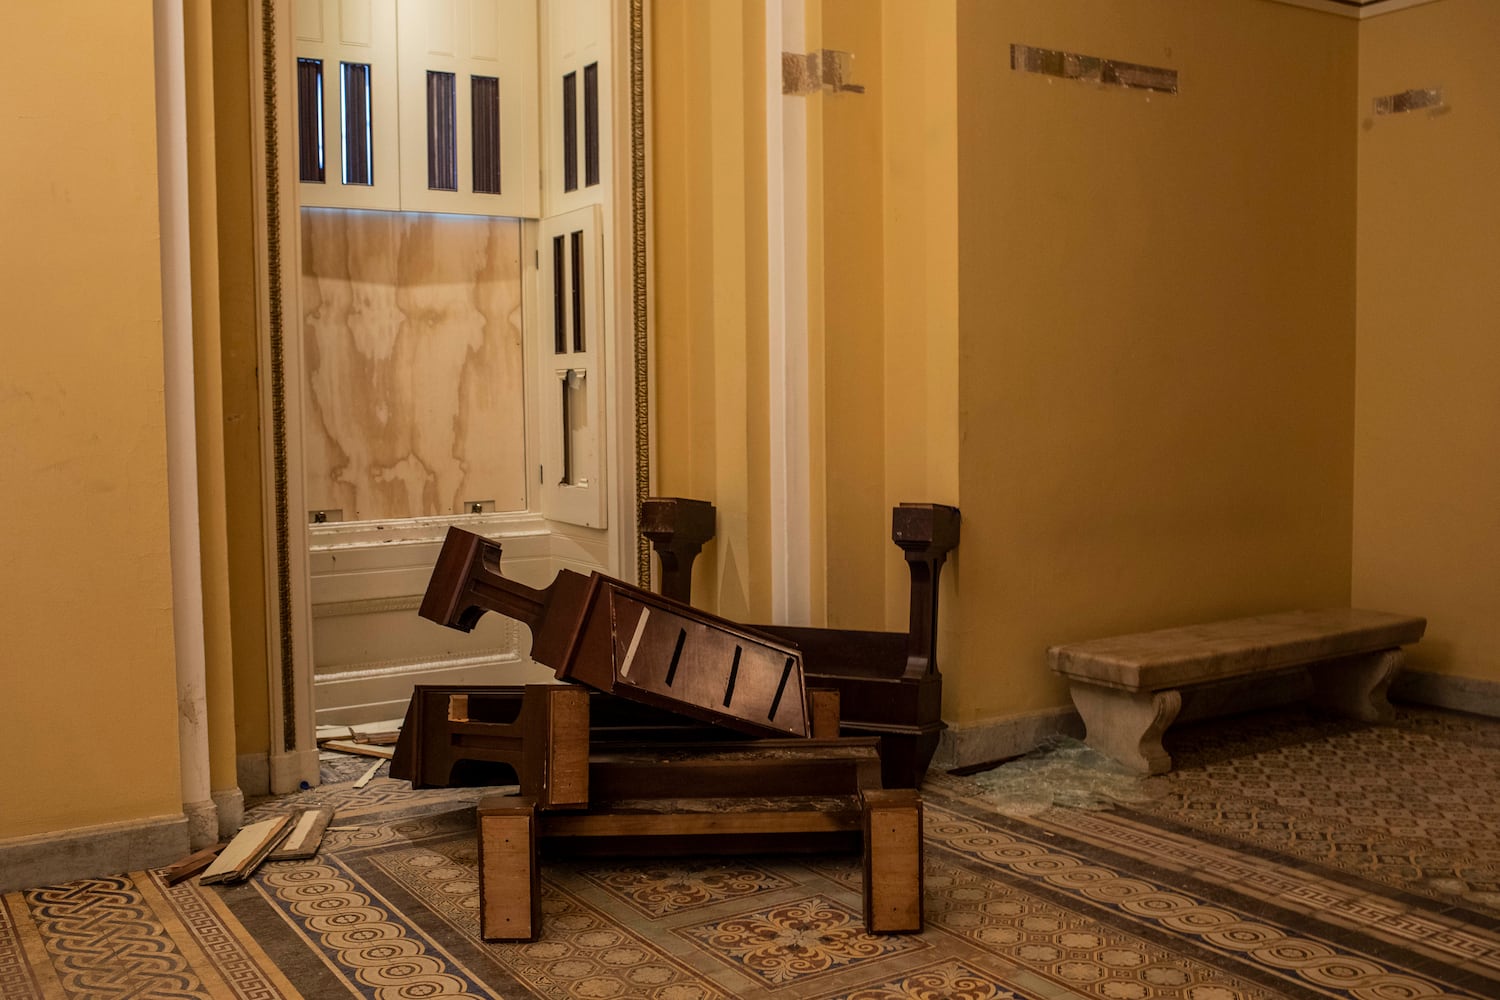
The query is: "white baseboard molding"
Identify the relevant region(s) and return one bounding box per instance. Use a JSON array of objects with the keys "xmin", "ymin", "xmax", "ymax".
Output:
[
  {"xmin": 0, "ymin": 813, "xmax": 190, "ymax": 894},
  {"xmin": 213, "ymin": 786, "xmax": 245, "ymax": 840},
  {"xmin": 934, "ymin": 705, "xmax": 1085, "ymax": 771},
  {"xmin": 313, "ymin": 652, "xmax": 553, "ymax": 728},
  {"xmin": 238, "ymin": 748, "xmax": 319, "ymax": 797},
  {"xmin": 1392, "ymin": 669, "xmax": 1500, "ymax": 718},
  {"xmin": 237, "ymin": 752, "xmax": 270, "ymax": 797},
  {"xmin": 270, "ymin": 748, "xmax": 322, "ymax": 795}
]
